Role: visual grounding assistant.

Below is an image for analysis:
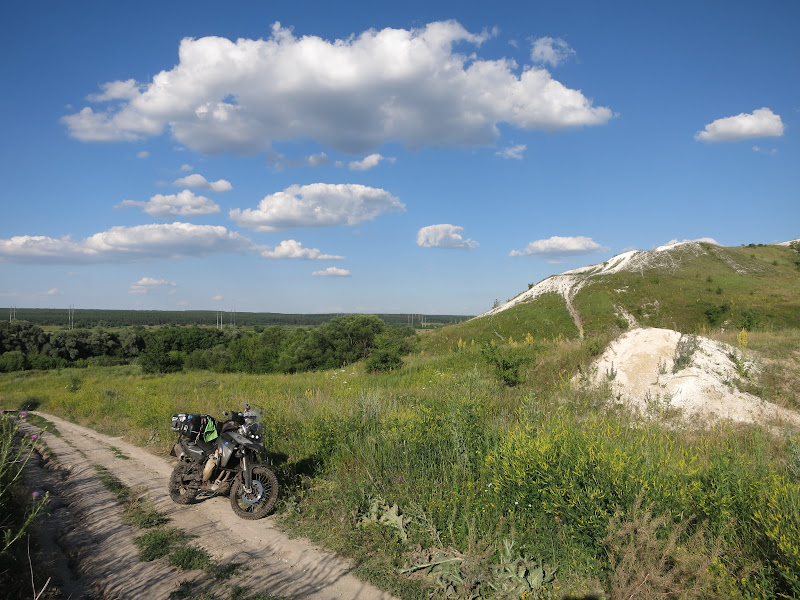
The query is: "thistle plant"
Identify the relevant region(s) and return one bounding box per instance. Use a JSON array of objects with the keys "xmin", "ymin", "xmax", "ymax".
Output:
[{"xmin": 1, "ymin": 413, "xmax": 50, "ymax": 556}]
